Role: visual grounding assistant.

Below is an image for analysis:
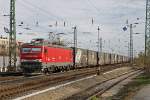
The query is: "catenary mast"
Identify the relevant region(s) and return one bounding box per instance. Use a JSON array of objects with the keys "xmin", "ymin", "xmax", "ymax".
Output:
[{"xmin": 8, "ymin": 0, "xmax": 17, "ymax": 71}]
